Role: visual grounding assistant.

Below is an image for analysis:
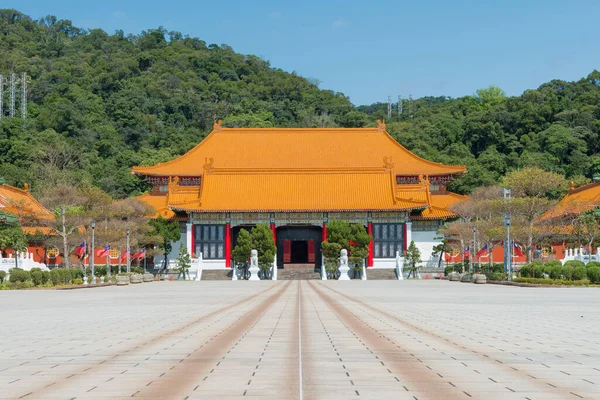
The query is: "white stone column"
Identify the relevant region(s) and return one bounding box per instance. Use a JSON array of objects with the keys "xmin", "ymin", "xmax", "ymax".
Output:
[
  {"xmin": 272, "ymin": 255, "xmax": 277, "ymax": 280},
  {"xmin": 186, "ymin": 223, "xmax": 193, "ymax": 257},
  {"xmin": 405, "ymin": 221, "xmax": 412, "ymax": 249},
  {"xmin": 396, "ymin": 251, "xmax": 404, "ymax": 280}
]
